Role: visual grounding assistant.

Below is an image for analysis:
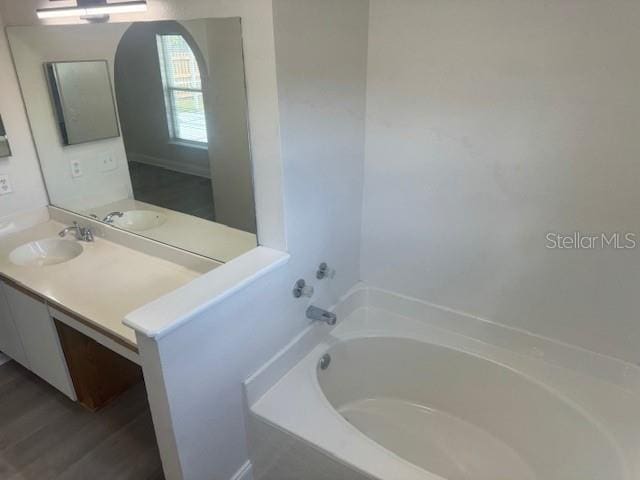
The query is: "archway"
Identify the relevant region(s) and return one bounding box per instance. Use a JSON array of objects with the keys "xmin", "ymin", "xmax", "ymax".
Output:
[{"xmin": 114, "ymin": 21, "xmax": 216, "ymax": 221}]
